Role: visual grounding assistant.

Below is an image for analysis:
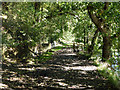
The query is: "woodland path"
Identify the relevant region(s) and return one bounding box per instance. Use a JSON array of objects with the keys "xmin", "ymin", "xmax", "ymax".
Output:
[{"xmin": 2, "ymin": 47, "xmax": 117, "ymax": 90}]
